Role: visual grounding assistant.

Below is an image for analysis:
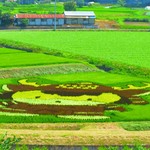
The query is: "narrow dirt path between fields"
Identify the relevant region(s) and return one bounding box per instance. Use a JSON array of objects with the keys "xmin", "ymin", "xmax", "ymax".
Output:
[{"xmin": 0, "ymin": 123, "xmax": 149, "ymax": 145}]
